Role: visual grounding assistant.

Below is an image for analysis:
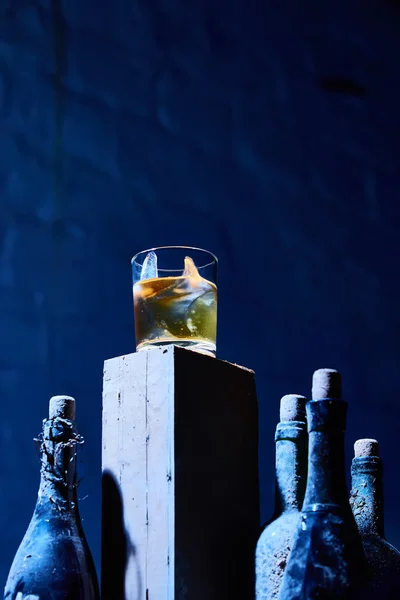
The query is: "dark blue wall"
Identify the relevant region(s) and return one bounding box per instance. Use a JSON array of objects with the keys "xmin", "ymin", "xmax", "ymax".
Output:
[{"xmin": 1, "ymin": 0, "xmax": 400, "ymax": 586}]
